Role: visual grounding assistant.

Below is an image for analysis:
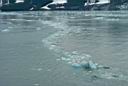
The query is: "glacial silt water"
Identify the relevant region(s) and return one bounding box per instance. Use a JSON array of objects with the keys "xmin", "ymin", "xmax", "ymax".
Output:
[{"xmin": 0, "ymin": 11, "xmax": 128, "ymax": 86}]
